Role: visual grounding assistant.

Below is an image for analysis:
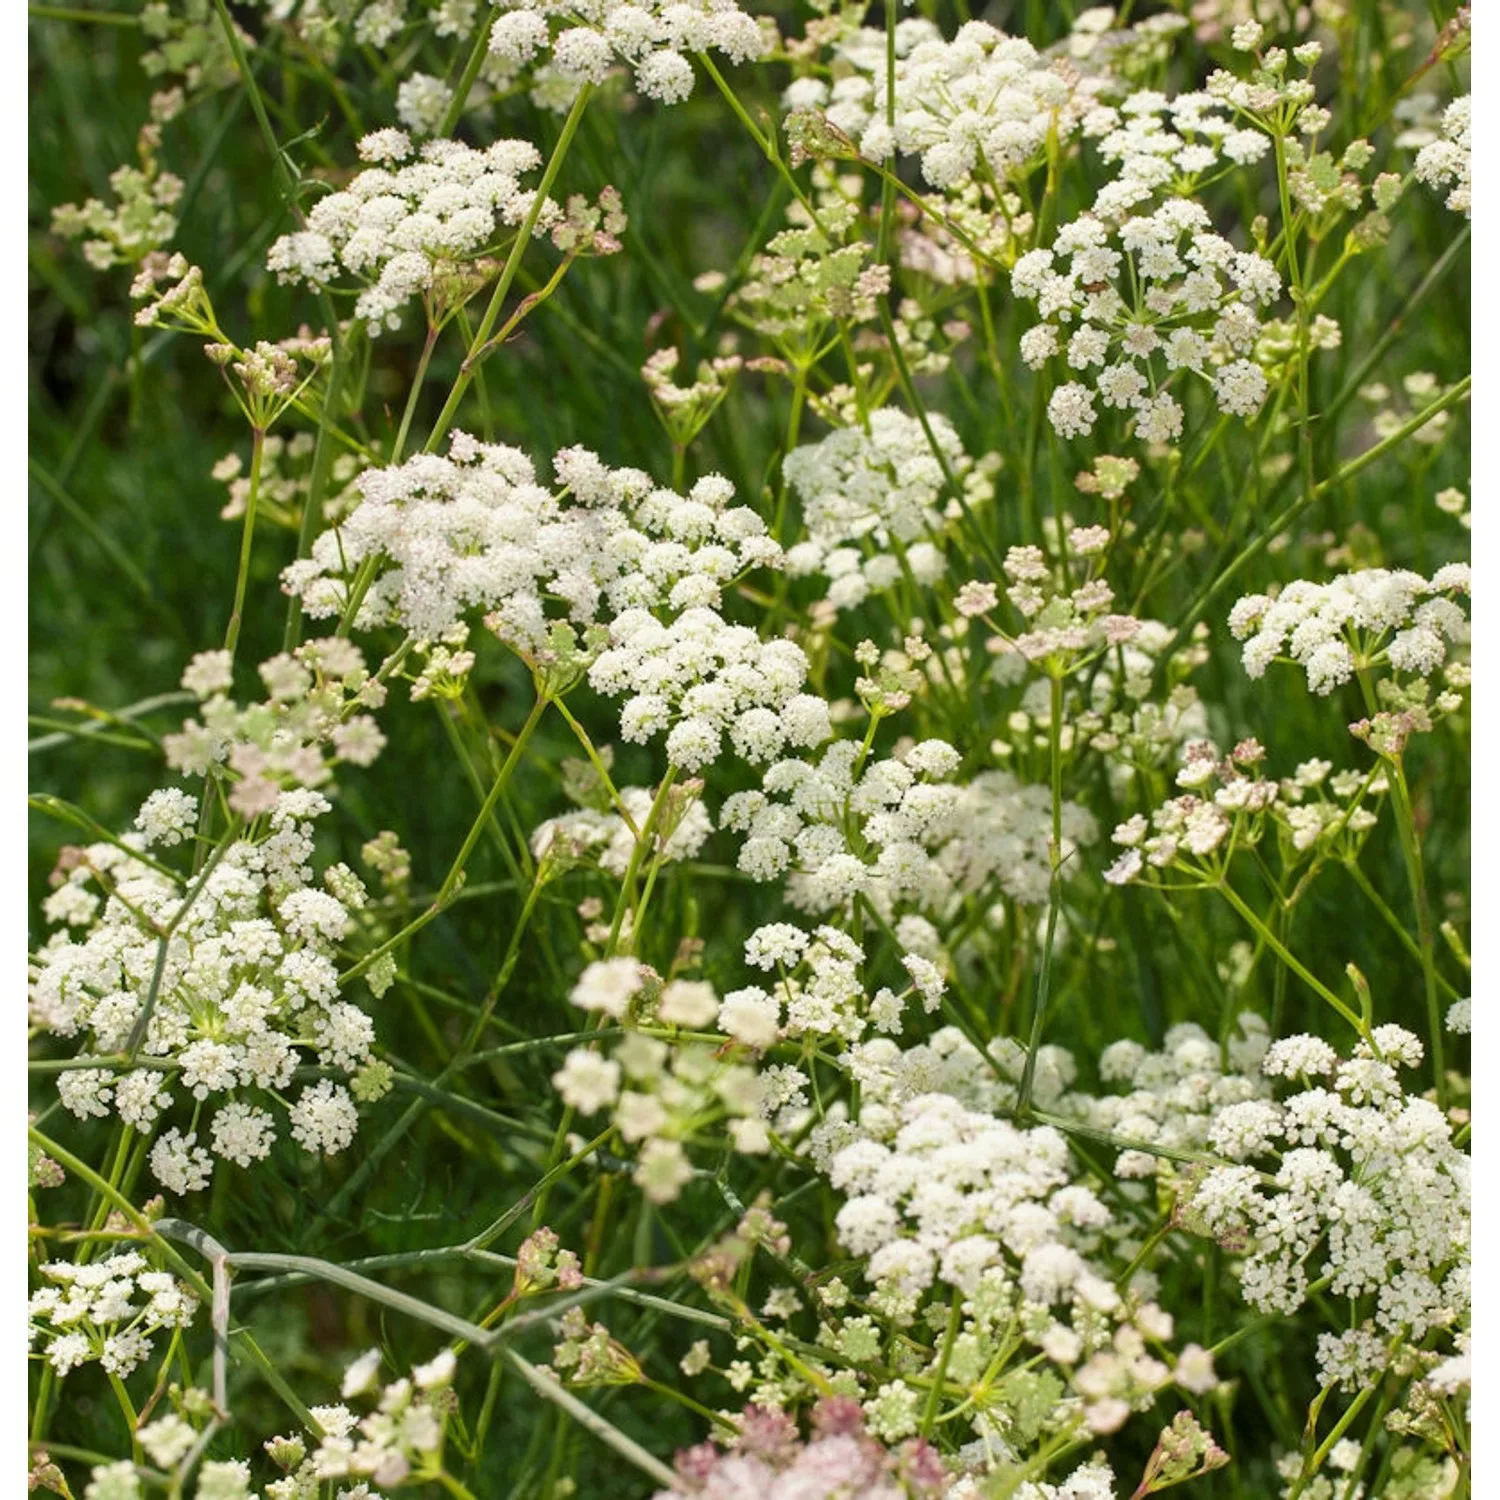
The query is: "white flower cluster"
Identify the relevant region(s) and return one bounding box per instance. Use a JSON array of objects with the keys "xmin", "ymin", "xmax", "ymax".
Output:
[
  {"xmin": 989, "ymin": 1462, "xmax": 1119, "ymax": 1500},
  {"xmin": 556, "ymin": 963, "xmax": 769, "ymax": 1200},
  {"xmin": 1014, "ymin": 201, "xmax": 1282, "ymax": 444},
  {"xmin": 1229, "ymin": 564, "xmax": 1471, "ymax": 695},
  {"xmin": 83, "ymin": 1456, "xmax": 260, "ymax": 1500},
  {"xmin": 829, "ymin": 1095, "xmax": 1093, "ymax": 1293},
  {"xmin": 805, "ymin": 20, "xmax": 1086, "ymax": 192},
  {"xmin": 696, "ymin": 1020, "xmax": 1220, "ymax": 1460},
  {"xmin": 1104, "ymin": 737, "xmax": 1383, "ymax": 886},
  {"xmin": 532, "ymin": 783, "xmax": 713, "ymax": 878},
  {"xmin": 292, "ymin": 1346, "xmax": 458, "ymax": 1491},
  {"xmin": 28, "ymin": 1251, "xmax": 197, "ymax": 1378},
  {"xmin": 939, "ymin": 769, "xmax": 1098, "ymax": 906},
  {"xmin": 267, "ymin": 130, "xmax": 556, "ymax": 332},
  {"xmin": 1072, "ymin": 1016, "xmax": 1273, "ymax": 1179},
  {"xmin": 86, "ymin": 1344, "xmax": 464, "ymax": 1499},
  {"xmin": 287, "ymin": 436, "xmax": 796, "ymax": 771},
  {"xmin": 781, "ymin": 408, "xmax": 995, "ymax": 609},
  {"xmin": 1184, "ymin": 1027, "xmax": 1469, "ymax": 1354},
  {"xmin": 488, "ymin": 0, "xmax": 767, "ymax": 110},
  {"xmin": 719, "ymin": 920, "xmax": 945, "ymax": 1050},
  {"xmin": 32, "ymin": 789, "xmax": 383, "ymax": 1195},
  {"xmin": 1413, "ymin": 95, "xmax": 1470, "ymax": 217},
  {"xmin": 591, "ymin": 608, "xmax": 819, "ymax": 775},
  {"xmin": 1080, "ymin": 89, "xmax": 1268, "ymax": 222},
  {"xmin": 1204, "ymin": 37, "xmax": 1322, "ymax": 119},
  {"xmin": 161, "ymin": 639, "xmax": 388, "ymax": 818},
  {"xmin": 721, "ymin": 737, "xmax": 962, "ymax": 913},
  {"xmin": 817, "ymin": 1048, "xmax": 1208, "ymax": 1441},
  {"xmin": 395, "ymin": 70, "xmax": 455, "ymax": 136},
  {"xmin": 220, "ymin": 2, "xmax": 482, "ymax": 68}
]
